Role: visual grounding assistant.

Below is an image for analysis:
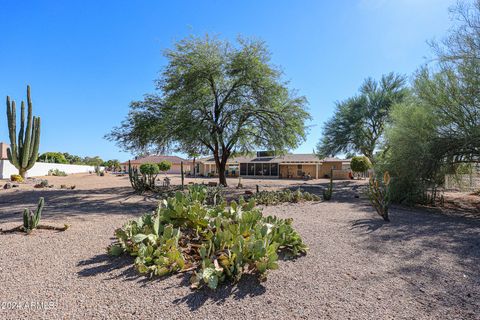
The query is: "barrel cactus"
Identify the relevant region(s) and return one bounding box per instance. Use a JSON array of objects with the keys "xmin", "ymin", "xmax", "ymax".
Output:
[{"xmin": 6, "ymin": 85, "xmax": 41, "ymax": 178}]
